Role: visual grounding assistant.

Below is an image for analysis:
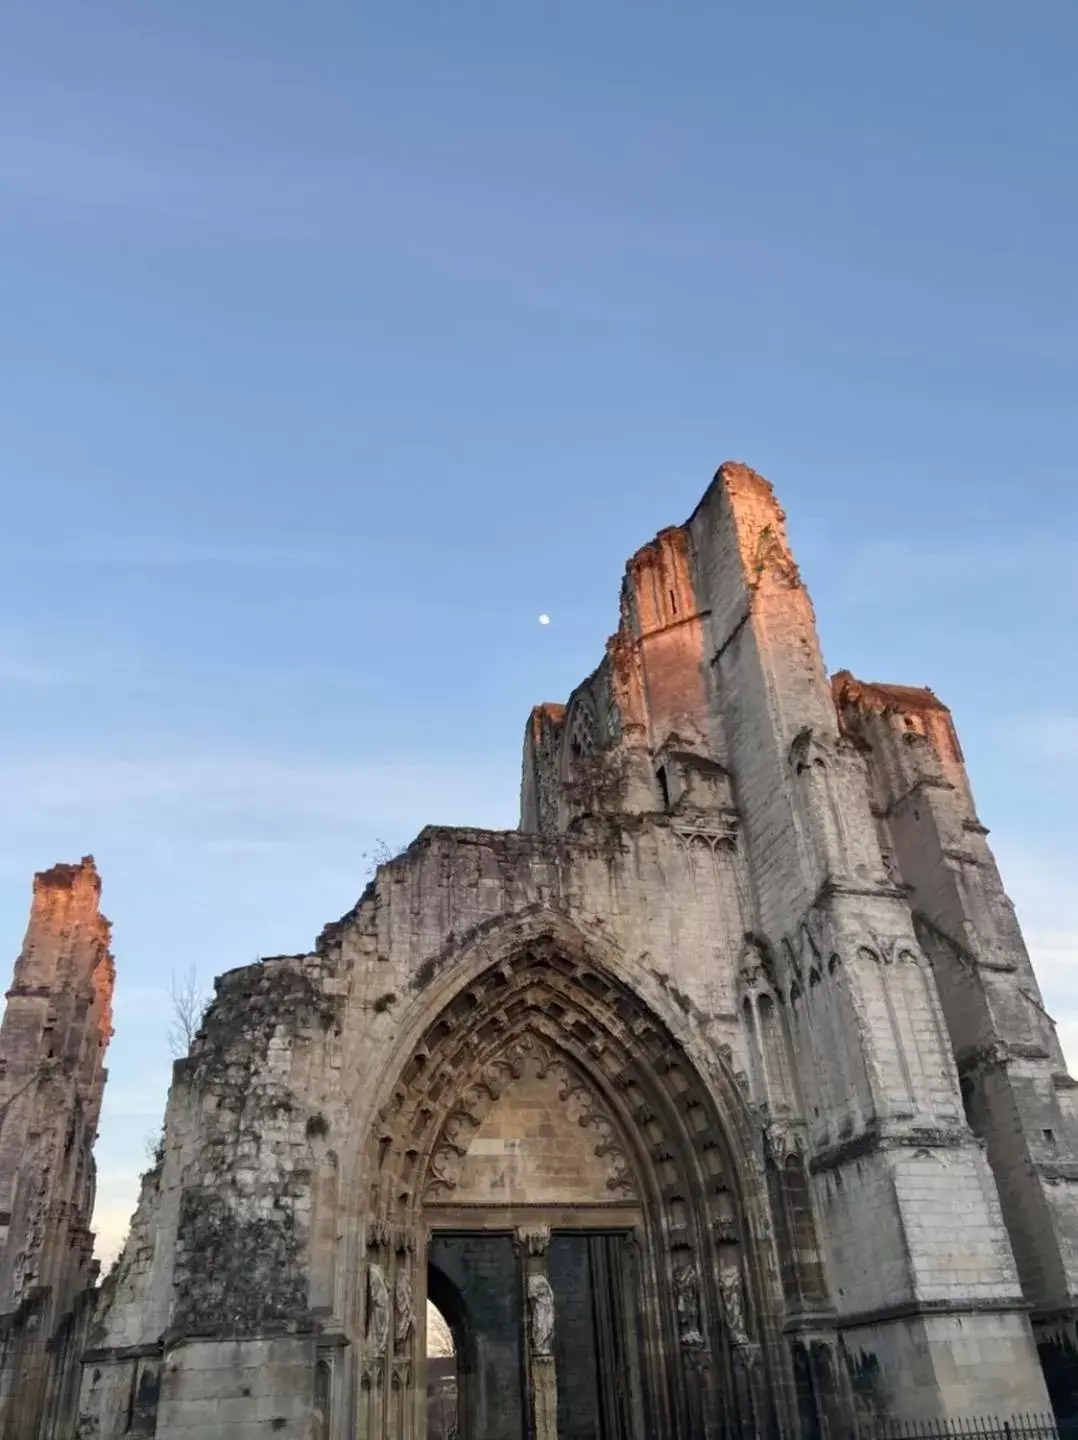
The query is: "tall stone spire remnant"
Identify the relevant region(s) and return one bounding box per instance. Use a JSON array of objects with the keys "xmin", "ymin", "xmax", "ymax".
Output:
[{"xmin": 0, "ymin": 856, "xmax": 115, "ymax": 1438}]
